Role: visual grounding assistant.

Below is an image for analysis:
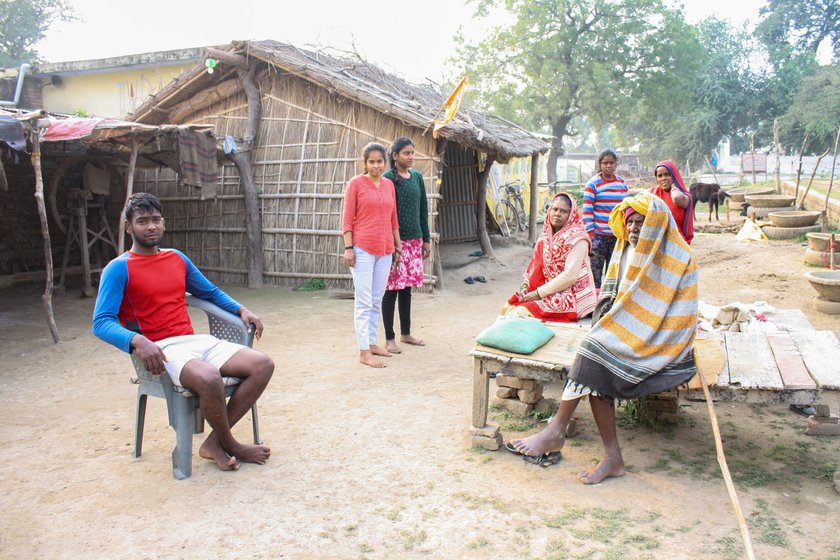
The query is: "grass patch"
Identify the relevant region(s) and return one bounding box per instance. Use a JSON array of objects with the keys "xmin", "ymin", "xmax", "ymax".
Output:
[
  {"xmin": 621, "ymin": 533, "xmax": 659, "ymax": 550},
  {"xmin": 297, "ymin": 278, "xmax": 326, "ymax": 291},
  {"xmin": 453, "ymin": 491, "xmax": 511, "ymax": 513},
  {"xmin": 401, "ymin": 529, "xmax": 427, "ymax": 550},
  {"xmin": 570, "ymin": 508, "xmax": 628, "ymax": 543},
  {"xmin": 546, "ymin": 507, "xmax": 587, "ymax": 528},
  {"xmin": 730, "ymin": 460, "xmax": 778, "ymax": 487},
  {"xmin": 750, "ymin": 499, "xmax": 790, "ymax": 549},
  {"xmin": 713, "ymin": 536, "xmax": 742, "ymax": 560},
  {"xmin": 468, "ymin": 536, "xmax": 490, "ymax": 549}
]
